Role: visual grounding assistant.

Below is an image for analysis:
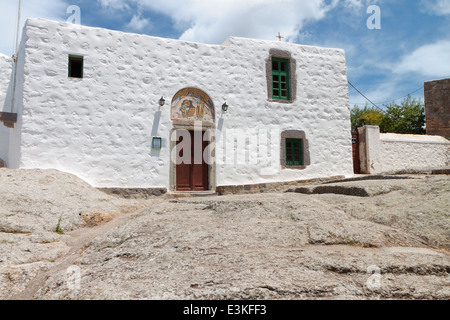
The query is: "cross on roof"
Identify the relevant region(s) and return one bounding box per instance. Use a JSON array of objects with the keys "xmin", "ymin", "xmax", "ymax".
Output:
[{"xmin": 276, "ymin": 32, "xmax": 284, "ymax": 41}]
